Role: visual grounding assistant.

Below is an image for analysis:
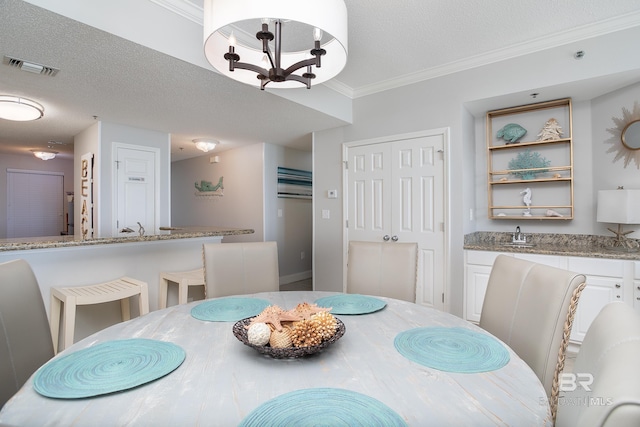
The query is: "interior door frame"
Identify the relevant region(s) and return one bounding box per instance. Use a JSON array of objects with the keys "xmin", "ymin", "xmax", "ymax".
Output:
[
  {"xmin": 342, "ymin": 128, "xmax": 451, "ymax": 310},
  {"xmin": 111, "ymin": 142, "xmax": 161, "ymax": 237}
]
